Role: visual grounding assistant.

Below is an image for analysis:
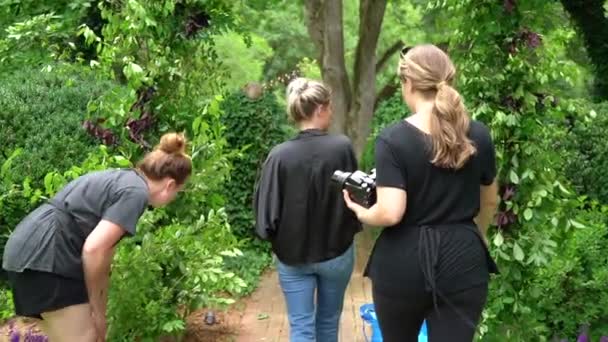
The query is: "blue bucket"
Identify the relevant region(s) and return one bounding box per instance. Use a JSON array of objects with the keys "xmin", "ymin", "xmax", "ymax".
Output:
[{"xmin": 360, "ymin": 303, "xmax": 427, "ymax": 342}]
